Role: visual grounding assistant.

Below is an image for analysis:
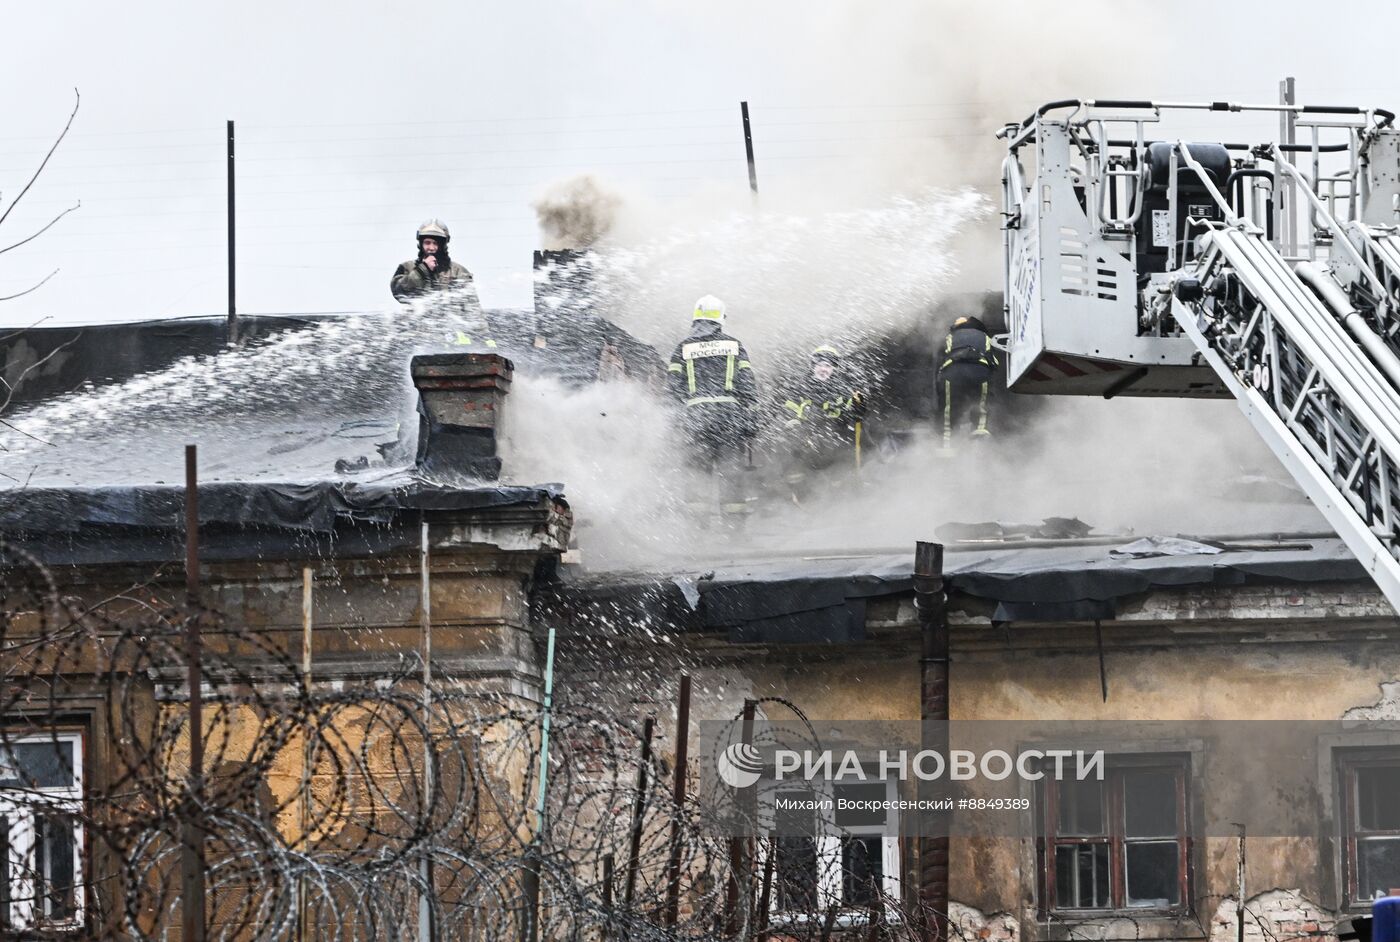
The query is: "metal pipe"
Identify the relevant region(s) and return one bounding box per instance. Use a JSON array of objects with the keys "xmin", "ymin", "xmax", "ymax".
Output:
[
  {"xmin": 1219, "ymin": 228, "xmax": 1400, "ymax": 446},
  {"xmin": 725, "ymin": 699, "xmax": 757, "ymax": 937},
  {"xmin": 741, "ymin": 102, "xmax": 758, "ymax": 194},
  {"xmin": 1295, "ymin": 261, "xmax": 1400, "ymax": 391},
  {"xmin": 914, "ymin": 542, "xmax": 947, "ymax": 942},
  {"xmin": 601, "ymin": 854, "xmax": 614, "ymax": 942},
  {"xmin": 526, "ymin": 627, "xmax": 558, "ymax": 942},
  {"xmin": 419, "ymin": 517, "xmax": 436, "ymax": 942},
  {"xmin": 663, "ymin": 674, "xmax": 692, "ymax": 928},
  {"xmin": 1094, "ymin": 619, "xmax": 1109, "ymax": 702},
  {"xmin": 1235, "ymin": 824, "xmax": 1247, "ymax": 942},
  {"xmin": 534, "ymin": 628, "xmax": 558, "ymax": 831},
  {"xmin": 1000, "ymin": 153, "xmax": 1024, "ymax": 328},
  {"xmin": 755, "ymin": 840, "xmax": 774, "ymax": 942},
  {"xmin": 182, "ymin": 445, "xmax": 206, "ymax": 942},
  {"xmin": 622, "ymin": 716, "xmax": 654, "ymax": 909},
  {"xmin": 1281, "ymin": 78, "xmax": 1297, "ymax": 257},
  {"xmin": 1167, "ymin": 147, "xmax": 1180, "ymax": 271},
  {"xmin": 226, "ymin": 119, "xmax": 236, "ymax": 346},
  {"xmin": 1275, "ymin": 151, "xmax": 1391, "ymax": 300},
  {"xmin": 298, "ymin": 566, "xmax": 313, "ymax": 942}
]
